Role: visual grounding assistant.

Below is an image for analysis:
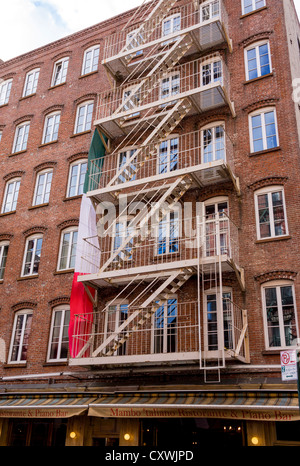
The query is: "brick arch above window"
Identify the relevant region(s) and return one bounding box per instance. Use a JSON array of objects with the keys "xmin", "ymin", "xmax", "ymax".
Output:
[
  {"xmin": 0, "ymin": 233, "xmax": 13, "ymax": 241},
  {"xmin": 239, "ymin": 31, "xmax": 273, "ymax": 48},
  {"xmin": 33, "ymin": 161, "xmax": 57, "ymax": 172},
  {"xmin": 42, "ymin": 104, "xmax": 64, "ymax": 116},
  {"xmin": 3, "ymin": 171, "xmax": 25, "ymax": 182},
  {"xmin": 242, "ymin": 98, "xmax": 279, "ymax": 114},
  {"xmin": 197, "ymin": 111, "xmax": 230, "ymax": 128},
  {"xmin": 81, "ymin": 39, "xmax": 102, "ymax": 49},
  {"xmin": 254, "ymin": 270, "xmax": 298, "ymax": 285},
  {"xmin": 248, "ymin": 176, "xmax": 288, "ymax": 191},
  {"xmin": 0, "ymin": 72, "xmax": 16, "ymax": 81},
  {"xmin": 197, "ymin": 186, "xmax": 233, "ymax": 203},
  {"xmin": 67, "ymin": 152, "xmax": 88, "ymax": 164},
  {"xmin": 57, "ymin": 218, "xmax": 79, "ymax": 230},
  {"xmin": 23, "ymin": 62, "xmax": 44, "ymax": 72},
  {"xmin": 22, "ymin": 226, "xmax": 47, "ymax": 237},
  {"xmin": 74, "ymin": 93, "xmax": 97, "ymax": 106},
  {"xmin": 51, "ymin": 51, "xmax": 72, "ymax": 62},
  {"xmin": 48, "ymin": 296, "xmax": 70, "ymax": 307},
  {"xmin": 13, "ymin": 114, "xmax": 34, "ymax": 126},
  {"xmin": 11, "ymin": 301, "xmax": 37, "ymax": 312}
]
